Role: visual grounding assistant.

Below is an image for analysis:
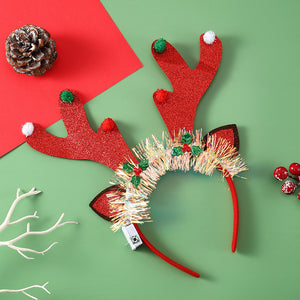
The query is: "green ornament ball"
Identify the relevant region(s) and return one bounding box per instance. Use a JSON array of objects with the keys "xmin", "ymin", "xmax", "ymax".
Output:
[
  {"xmin": 154, "ymin": 38, "xmax": 166, "ymax": 53},
  {"xmin": 60, "ymin": 90, "xmax": 74, "ymax": 103}
]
